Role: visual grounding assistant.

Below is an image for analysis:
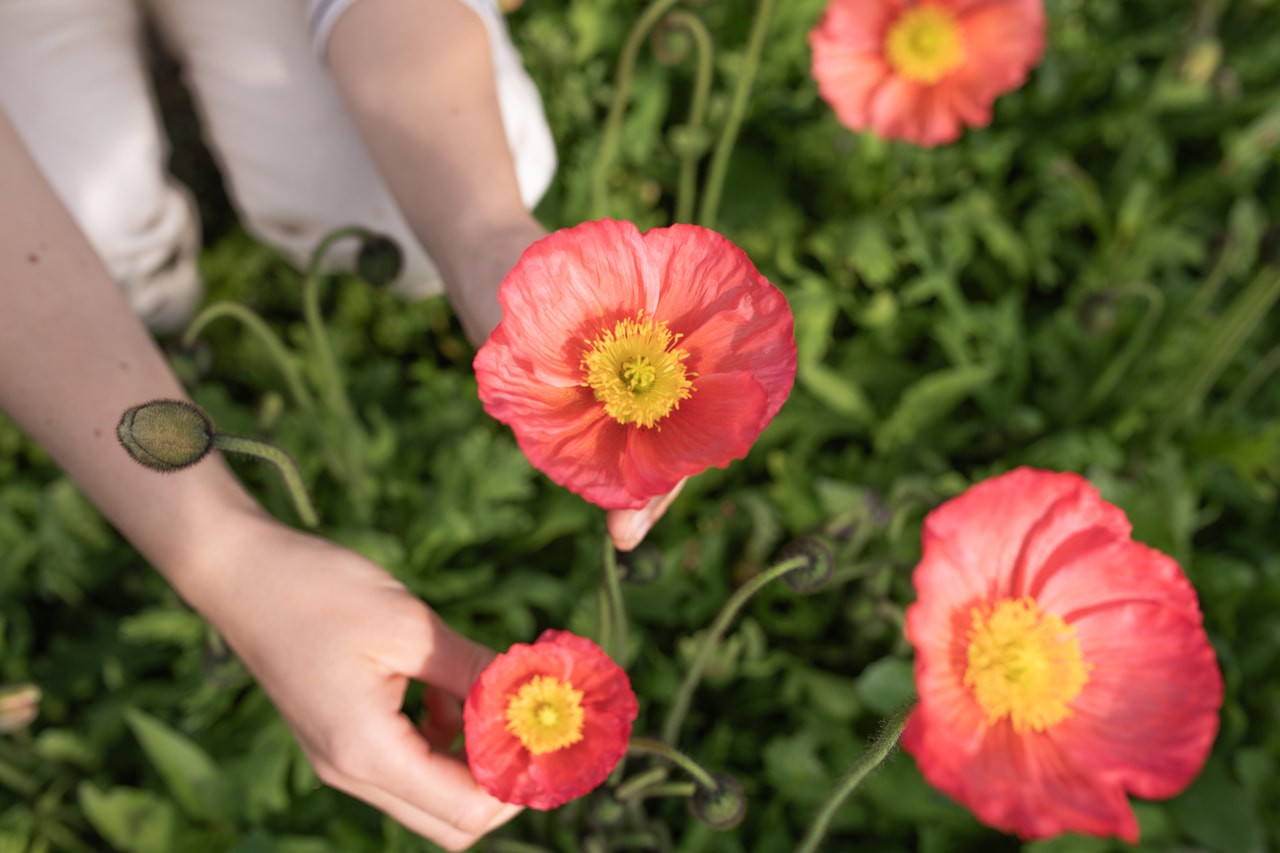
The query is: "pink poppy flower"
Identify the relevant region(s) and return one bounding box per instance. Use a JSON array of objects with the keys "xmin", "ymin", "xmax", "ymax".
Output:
[
  {"xmin": 809, "ymin": 0, "xmax": 1046, "ymax": 147},
  {"xmin": 474, "ymin": 219, "xmax": 796, "ymax": 510},
  {"xmin": 464, "ymin": 630, "xmax": 638, "ymax": 810},
  {"xmin": 903, "ymin": 468, "xmax": 1222, "ymax": 841}
]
